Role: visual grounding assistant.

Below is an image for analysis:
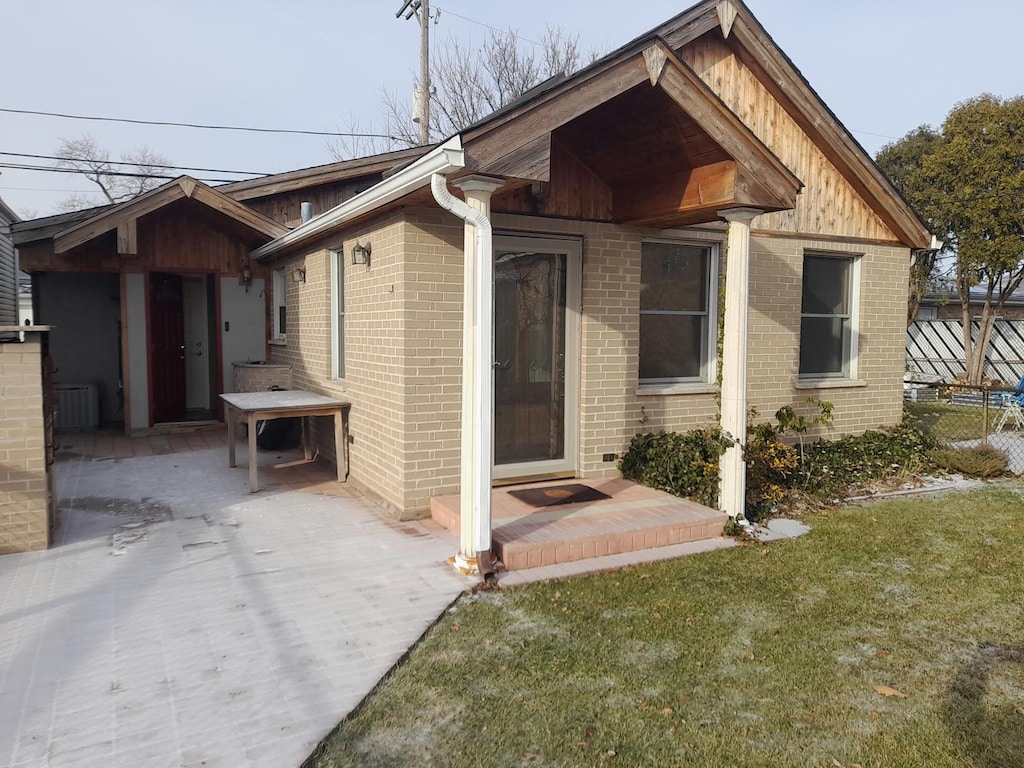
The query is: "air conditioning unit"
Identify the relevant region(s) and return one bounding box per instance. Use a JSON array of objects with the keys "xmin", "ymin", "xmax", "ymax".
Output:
[{"xmin": 53, "ymin": 383, "xmax": 100, "ymax": 432}]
